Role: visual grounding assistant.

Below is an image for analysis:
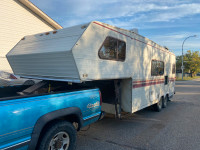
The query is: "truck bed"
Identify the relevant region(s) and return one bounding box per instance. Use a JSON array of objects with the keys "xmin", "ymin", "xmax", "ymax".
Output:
[{"xmin": 0, "ymin": 81, "xmax": 95, "ymax": 101}]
